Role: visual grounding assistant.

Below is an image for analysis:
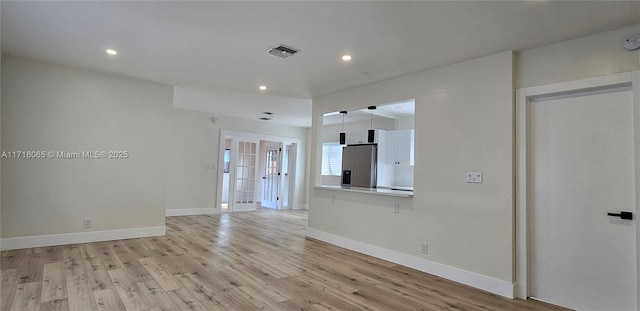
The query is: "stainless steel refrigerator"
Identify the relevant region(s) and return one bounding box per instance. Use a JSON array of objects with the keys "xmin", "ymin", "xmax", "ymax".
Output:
[{"xmin": 341, "ymin": 144, "xmax": 377, "ymax": 188}]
